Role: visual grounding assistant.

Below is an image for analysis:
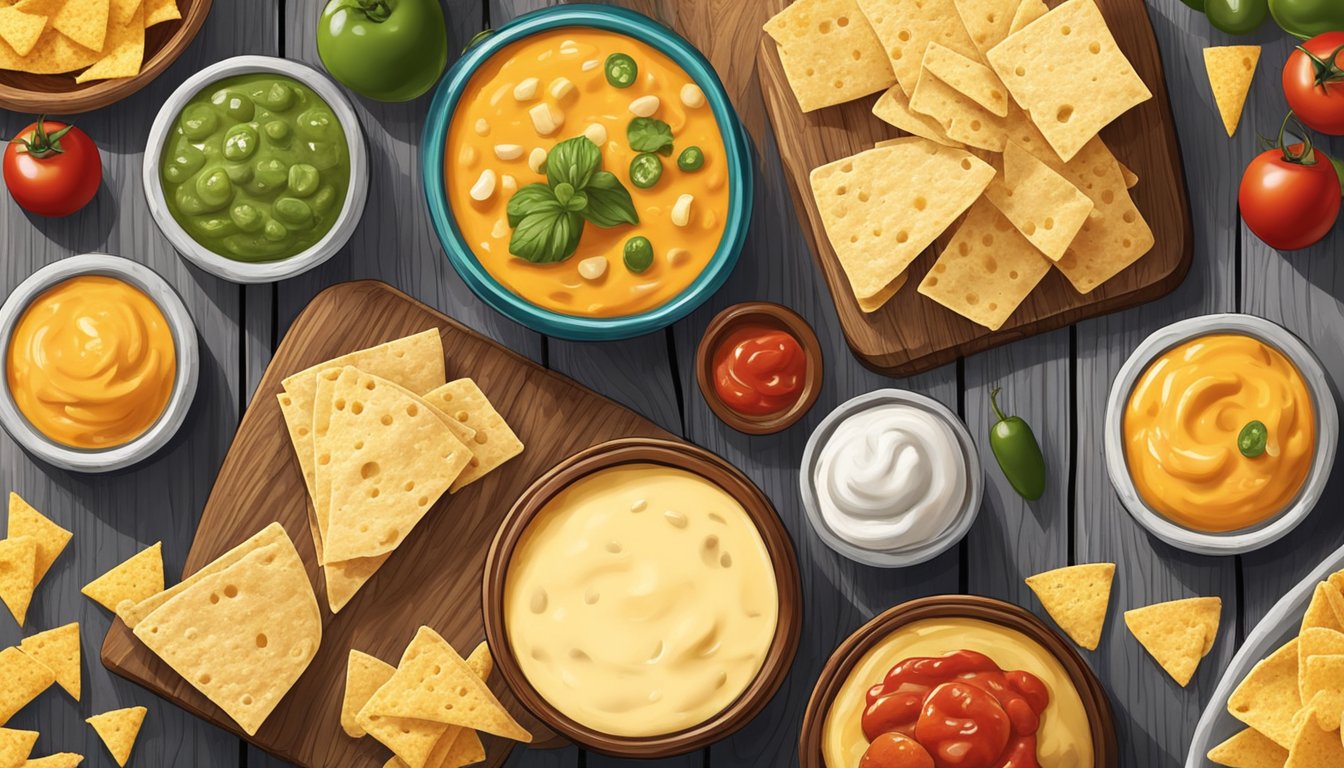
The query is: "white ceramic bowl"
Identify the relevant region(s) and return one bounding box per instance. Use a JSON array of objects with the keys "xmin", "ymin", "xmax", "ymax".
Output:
[
  {"xmin": 1103, "ymin": 314, "xmax": 1338, "ymax": 555},
  {"xmin": 143, "ymin": 55, "xmax": 370, "ymax": 283},
  {"xmin": 0, "ymin": 254, "xmax": 200, "ymax": 473},
  {"xmin": 799, "ymin": 389, "xmax": 984, "ymax": 568}
]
